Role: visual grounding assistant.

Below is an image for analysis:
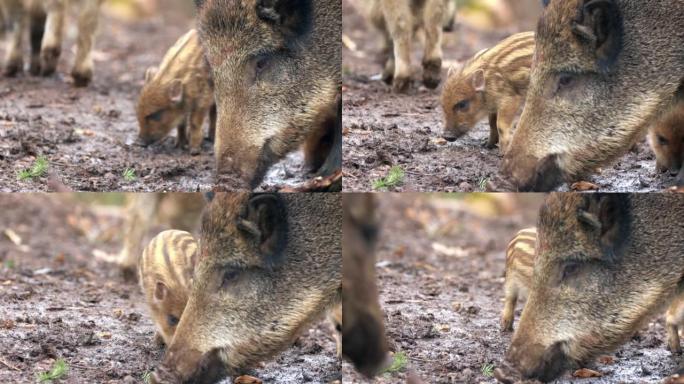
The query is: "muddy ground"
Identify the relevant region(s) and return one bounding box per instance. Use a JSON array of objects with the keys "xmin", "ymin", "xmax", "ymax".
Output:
[
  {"xmin": 0, "ymin": 194, "xmax": 340, "ymax": 383},
  {"xmin": 342, "ymin": 194, "xmax": 678, "ymax": 383},
  {"xmin": 0, "ymin": 5, "xmax": 308, "ymax": 192},
  {"xmin": 341, "ymin": 1, "xmax": 675, "ymax": 193}
]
